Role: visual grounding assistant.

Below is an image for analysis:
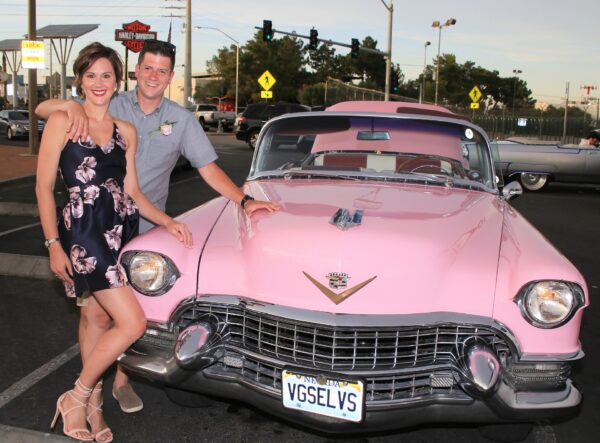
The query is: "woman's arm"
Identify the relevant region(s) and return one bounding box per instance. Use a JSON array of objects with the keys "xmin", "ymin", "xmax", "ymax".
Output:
[
  {"xmin": 117, "ymin": 120, "xmax": 193, "ymax": 247},
  {"xmin": 35, "ymin": 111, "xmax": 74, "ymax": 283}
]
